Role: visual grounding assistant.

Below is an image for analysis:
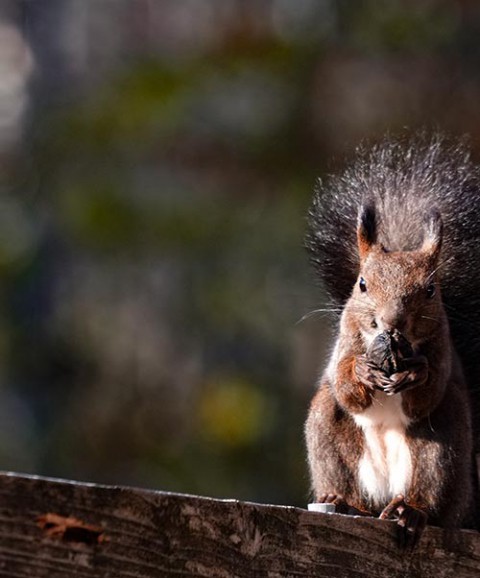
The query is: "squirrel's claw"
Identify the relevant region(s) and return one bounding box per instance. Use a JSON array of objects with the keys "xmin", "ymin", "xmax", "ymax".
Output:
[
  {"xmin": 317, "ymin": 493, "xmax": 372, "ymax": 517},
  {"xmin": 382, "ymin": 371, "xmax": 414, "ymax": 395},
  {"xmin": 355, "ymin": 356, "xmax": 390, "ymax": 391},
  {"xmin": 379, "ymin": 495, "xmax": 427, "ymax": 550},
  {"xmin": 317, "ymin": 493, "xmax": 349, "ymax": 513},
  {"xmin": 382, "ymin": 356, "xmax": 429, "ymax": 395}
]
